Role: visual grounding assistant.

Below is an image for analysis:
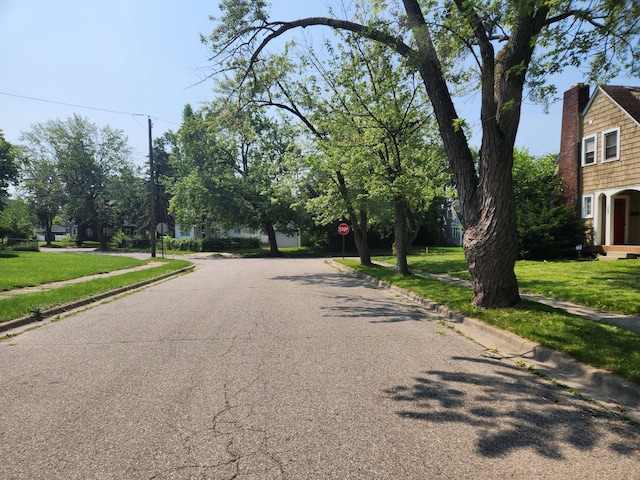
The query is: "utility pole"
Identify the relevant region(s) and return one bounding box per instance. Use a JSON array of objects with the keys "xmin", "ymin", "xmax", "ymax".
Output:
[{"xmin": 148, "ymin": 117, "xmax": 156, "ymax": 258}]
